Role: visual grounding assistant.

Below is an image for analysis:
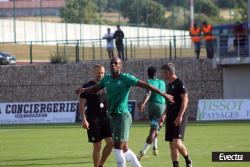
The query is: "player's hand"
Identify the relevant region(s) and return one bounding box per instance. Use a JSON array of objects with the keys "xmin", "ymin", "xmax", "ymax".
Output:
[
  {"xmin": 163, "ymin": 93, "xmax": 174, "ymax": 103},
  {"xmin": 138, "ymin": 102, "xmax": 145, "ymax": 112},
  {"xmin": 75, "ymin": 88, "xmax": 81, "ymax": 95},
  {"xmin": 174, "ymin": 116, "xmax": 182, "ymax": 127},
  {"xmin": 82, "ymin": 119, "xmax": 89, "ymax": 129},
  {"xmin": 79, "ymin": 88, "xmax": 86, "ymax": 93}
]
